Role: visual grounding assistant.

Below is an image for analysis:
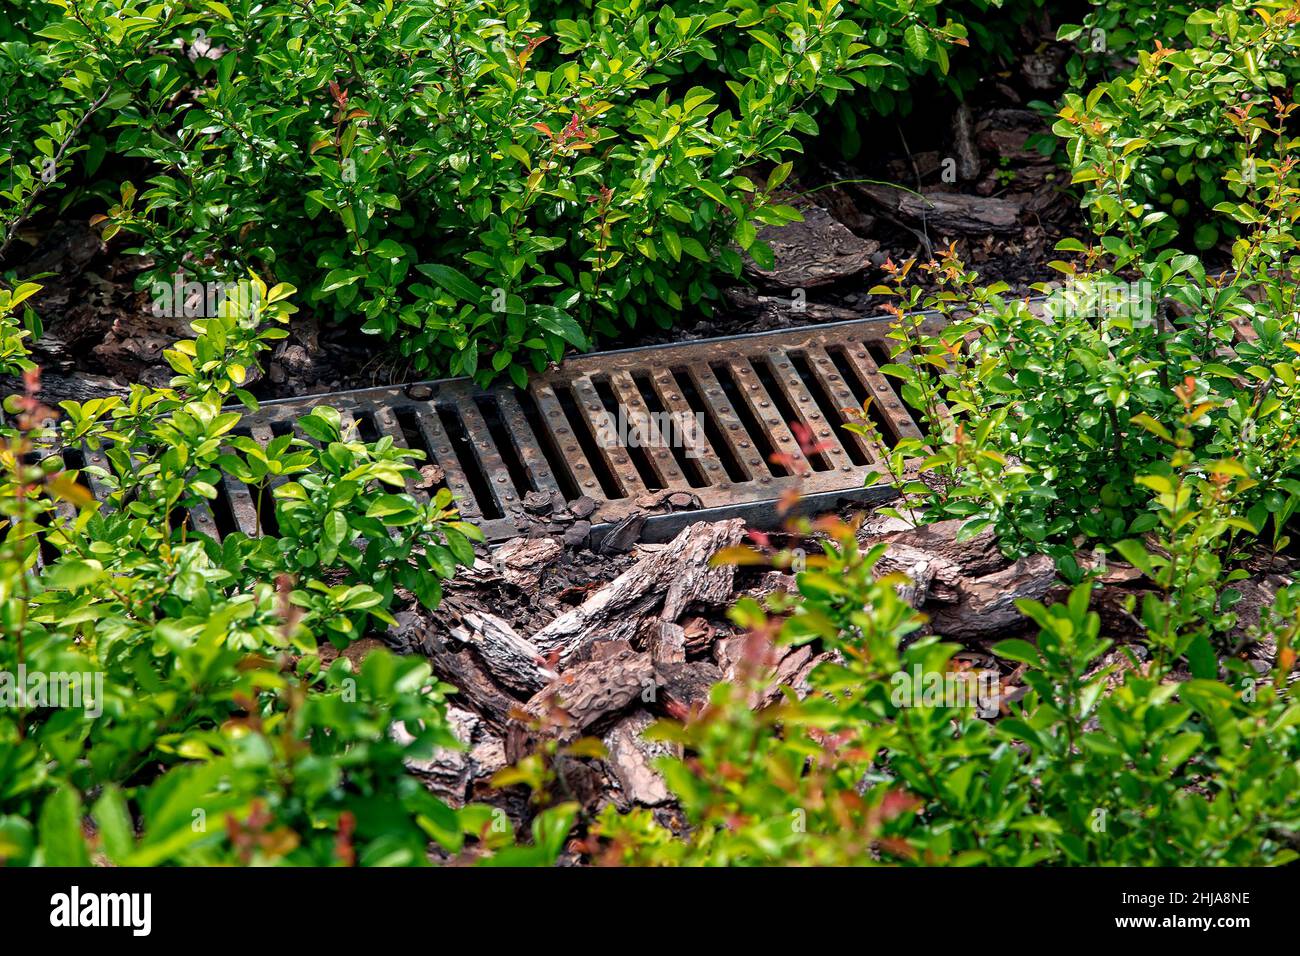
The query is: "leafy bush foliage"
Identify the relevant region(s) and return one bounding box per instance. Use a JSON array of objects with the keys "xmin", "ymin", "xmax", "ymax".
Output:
[
  {"xmin": 0, "ymin": 279, "xmax": 592, "ymax": 866},
  {"xmin": 0, "ymin": 0, "xmax": 879, "ymax": 384},
  {"xmin": 1059, "ymin": 0, "xmax": 1300, "ymax": 247},
  {"xmin": 0, "ymin": 0, "xmax": 1055, "ymax": 386},
  {"xmin": 868, "ymin": 15, "xmax": 1300, "ymax": 557},
  {"xmin": 592, "ymin": 523, "xmax": 1300, "ymax": 865},
  {"xmin": 544, "ymin": 0, "xmax": 1045, "ymax": 150},
  {"xmin": 585, "ymin": 5, "xmax": 1300, "ymax": 866}
]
